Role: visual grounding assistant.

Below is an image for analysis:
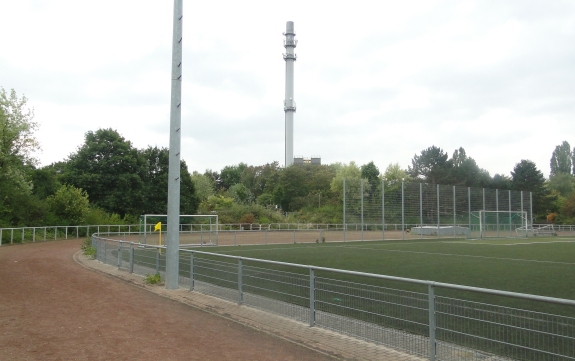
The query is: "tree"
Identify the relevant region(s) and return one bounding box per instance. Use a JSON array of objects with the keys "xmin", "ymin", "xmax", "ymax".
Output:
[
  {"xmin": 273, "ymin": 165, "xmax": 310, "ymax": 211},
  {"xmin": 191, "ymin": 172, "xmax": 215, "ymax": 201},
  {"xmin": 219, "ymin": 163, "xmax": 247, "ymax": 191},
  {"xmin": 490, "ymin": 174, "xmax": 512, "ymax": 190},
  {"xmin": 330, "ymin": 161, "xmax": 362, "ymax": 199},
  {"xmin": 451, "ymin": 148, "xmax": 491, "ymax": 187},
  {"xmin": 361, "ymin": 161, "xmax": 380, "ymax": 192},
  {"xmin": 0, "ymin": 88, "xmax": 40, "ymax": 226},
  {"xmin": 62, "ymin": 128, "xmax": 145, "ymax": 216},
  {"xmin": 228, "ymin": 183, "xmax": 254, "ymax": 205},
  {"xmin": 46, "ymin": 185, "xmax": 90, "ymax": 225},
  {"xmin": 383, "ymin": 163, "xmax": 410, "ymax": 191},
  {"xmin": 511, "ymin": 160, "xmax": 547, "ymax": 214},
  {"xmin": 547, "ymin": 173, "xmax": 575, "ymax": 197},
  {"xmin": 407, "ymin": 146, "xmax": 452, "ymax": 184},
  {"xmin": 0, "ymin": 87, "xmax": 39, "ymax": 172},
  {"xmin": 550, "ymin": 141, "xmax": 572, "ymax": 176},
  {"xmin": 139, "ymin": 146, "xmax": 199, "ymax": 215}
]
